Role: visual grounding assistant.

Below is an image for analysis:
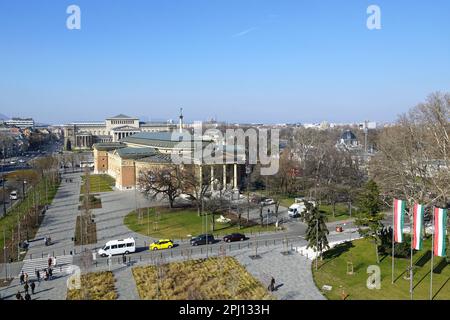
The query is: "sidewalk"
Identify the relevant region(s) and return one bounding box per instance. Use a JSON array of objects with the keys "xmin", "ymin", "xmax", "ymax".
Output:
[{"xmin": 0, "ymin": 172, "xmax": 82, "ymax": 300}]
